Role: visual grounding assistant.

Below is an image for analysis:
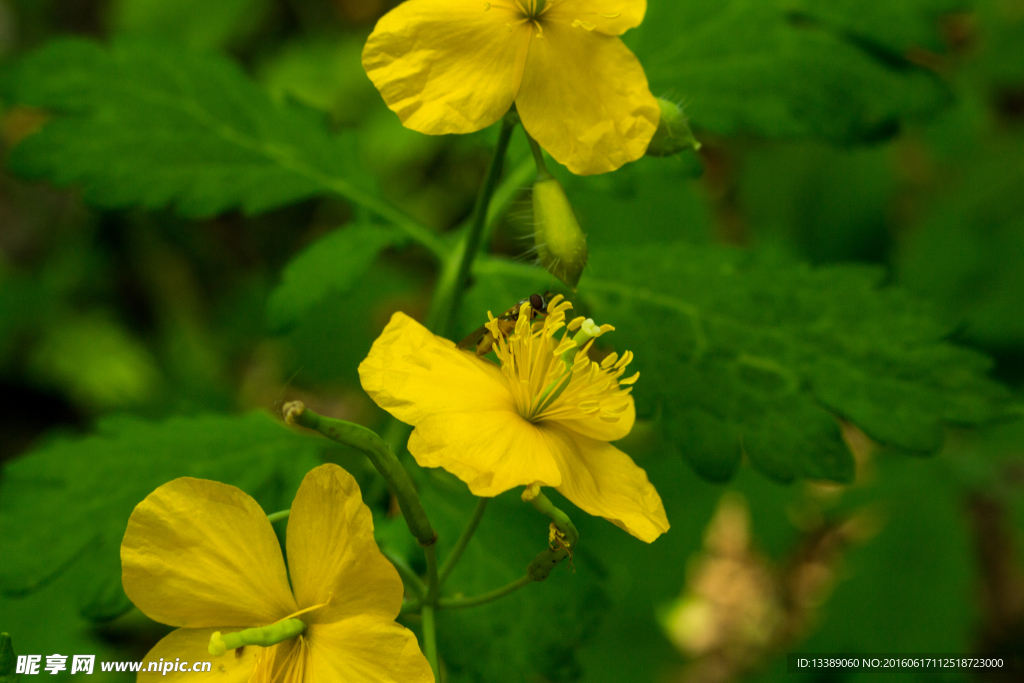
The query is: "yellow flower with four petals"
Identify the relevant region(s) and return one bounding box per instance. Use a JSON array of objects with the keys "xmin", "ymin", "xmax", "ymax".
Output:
[
  {"xmin": 362, "ymin": 0, "xmax": 660, "ymax": 175},
  {"xmin": 121, "ymin": 464, "xmax": 433, "ymax": 683},
  {"xmin": 359, "ymin": 295, "xmax": 669, "ymax": 542}
]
